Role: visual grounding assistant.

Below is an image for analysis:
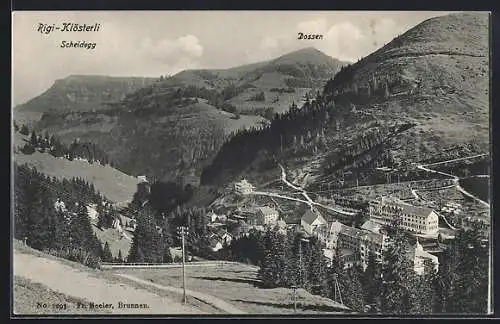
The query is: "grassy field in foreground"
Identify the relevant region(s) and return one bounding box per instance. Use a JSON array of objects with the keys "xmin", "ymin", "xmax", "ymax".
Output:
[
  {"xmin": 113, "ymin": 264, "xmax": 350, "ymax": 314},
  {"xmin": 13, "ymin": 276, "xmax": 103, "ymax": 315}
]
